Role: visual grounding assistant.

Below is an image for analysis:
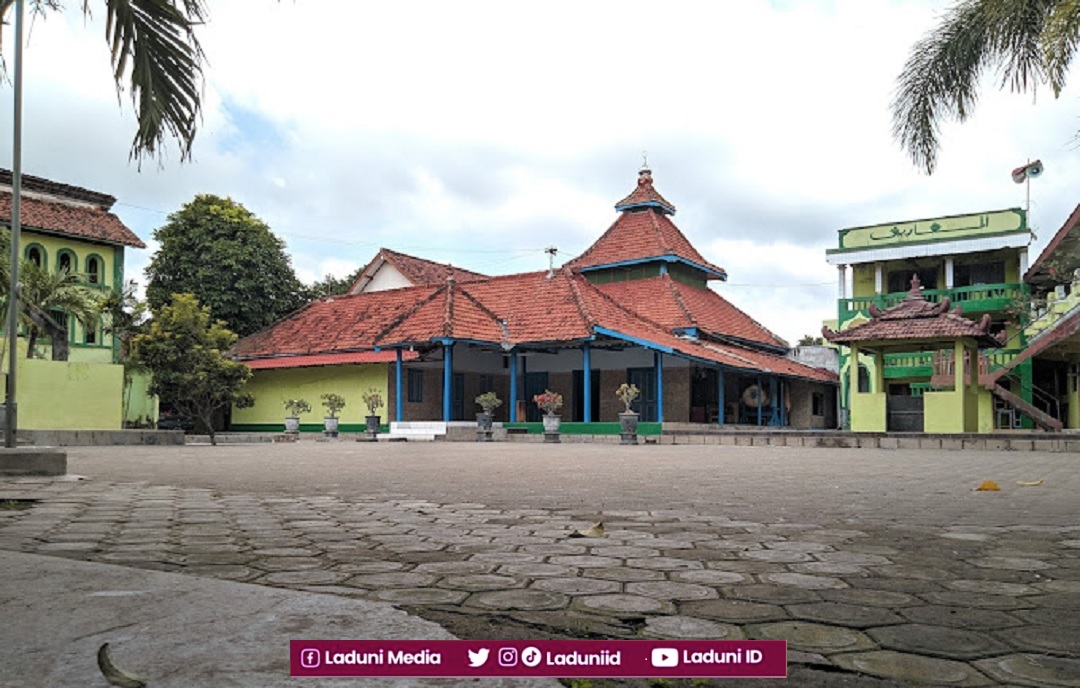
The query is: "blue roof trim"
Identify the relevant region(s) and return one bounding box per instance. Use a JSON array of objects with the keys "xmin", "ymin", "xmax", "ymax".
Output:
[
  {"xmin": 615, "ymin": 199, "xmax": 675, "ymax": 215},
  {"xmin": 577, "ymin": 254, "xmax": 728, "ymax": 280},
  {"xmin": 593, "ymin": 327, "xmax": 674, "ymax": 354}
]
